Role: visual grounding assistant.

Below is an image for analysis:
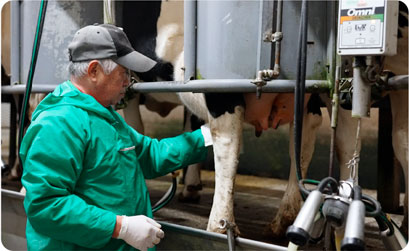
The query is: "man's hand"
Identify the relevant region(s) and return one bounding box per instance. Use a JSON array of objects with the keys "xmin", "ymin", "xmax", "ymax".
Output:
[{"xmin": 116, "ymin": 215, "xmax": 164, "ymax": 251}]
